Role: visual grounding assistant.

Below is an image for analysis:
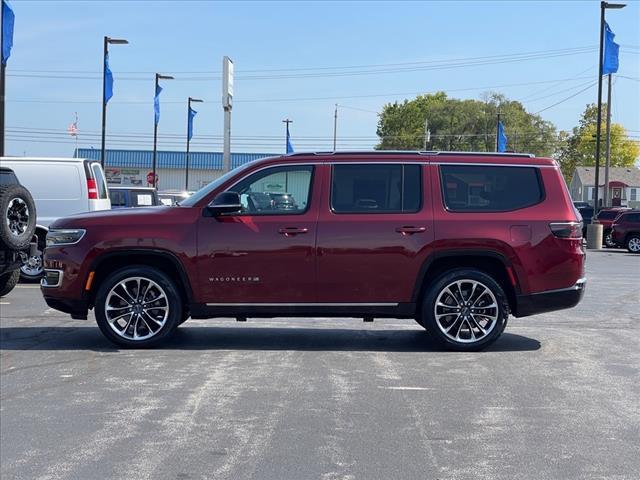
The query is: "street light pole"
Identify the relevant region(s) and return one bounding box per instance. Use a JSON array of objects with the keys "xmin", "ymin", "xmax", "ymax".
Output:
[
  {"xmin": 594, "ymin": 1, "xmax": 625, "ymax": 215},
  {"xmin": 100, "ymin": 36, "xmax": 128, "ymax": 169},
  {"xmin": 495, "ymin": 111, "xmax": 501, "ymax": 152},
  {"xmin": 152, "ymin": 73, "xmax": 173, "ymax": 189},
  {"xmin": 185, "ymin": 97, "xmax": 203, "ymax": 191},
  {"xmin": 604, "ymin": 74, "xmax": 613, "ymax": 207}
]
